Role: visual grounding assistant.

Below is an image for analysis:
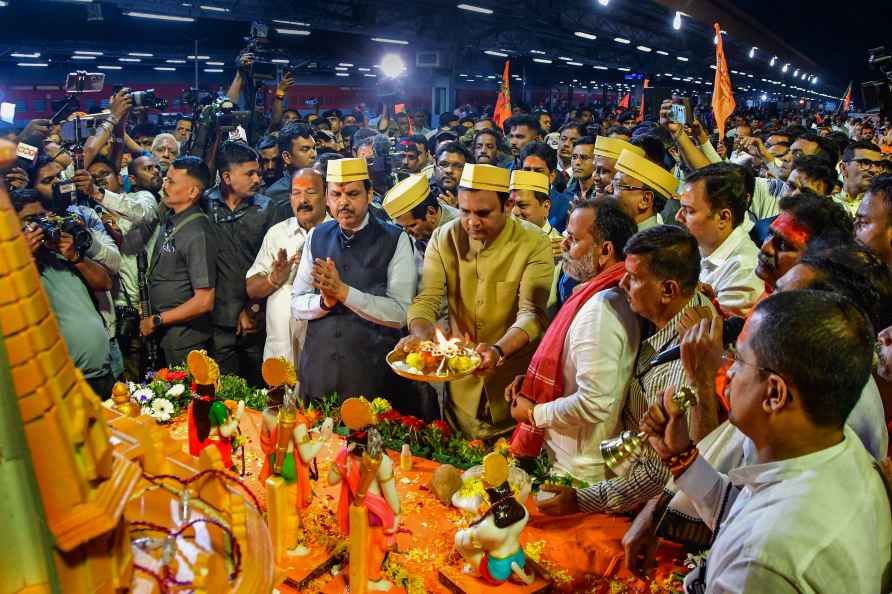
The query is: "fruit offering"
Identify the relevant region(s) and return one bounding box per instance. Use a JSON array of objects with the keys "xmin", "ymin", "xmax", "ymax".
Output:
[{"xmin": 388, "ymin": 331, "xmax": 482, "ymax": 381}]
